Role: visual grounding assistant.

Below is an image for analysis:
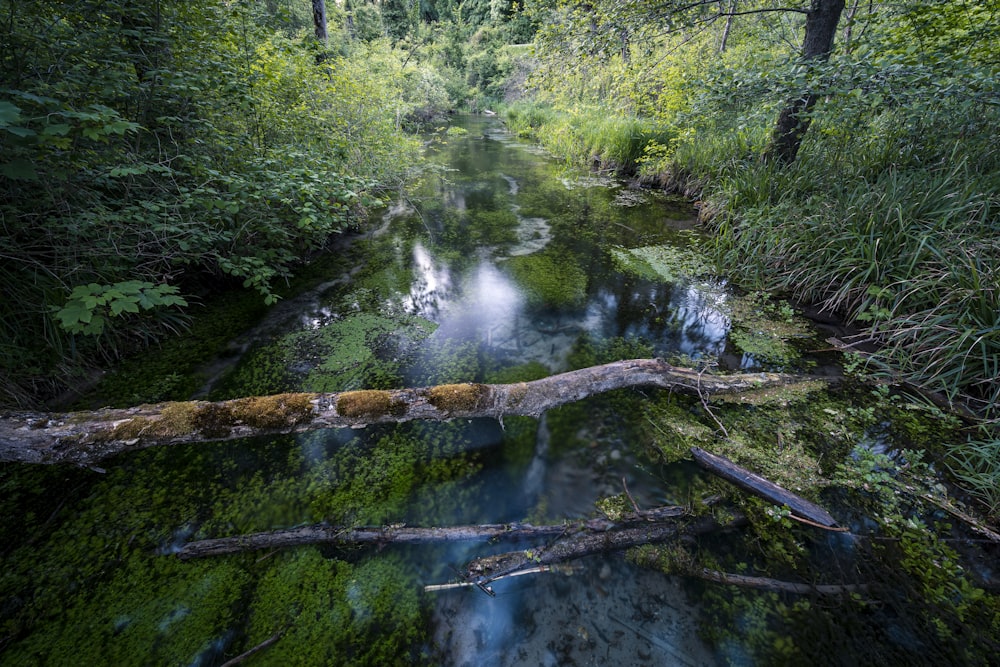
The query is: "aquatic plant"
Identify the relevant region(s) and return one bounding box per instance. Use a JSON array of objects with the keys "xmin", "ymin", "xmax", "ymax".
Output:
[
  {"xmin": 504, "ymin": 248, "xmax": 588, "ymax": 309},
  {"xmin": 245, "ymin": 549, "xmax": 425, "ymax": 666},
  {"xmin": 609, "ymin": 241, "xmax": 715, "ymax": 284}
]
